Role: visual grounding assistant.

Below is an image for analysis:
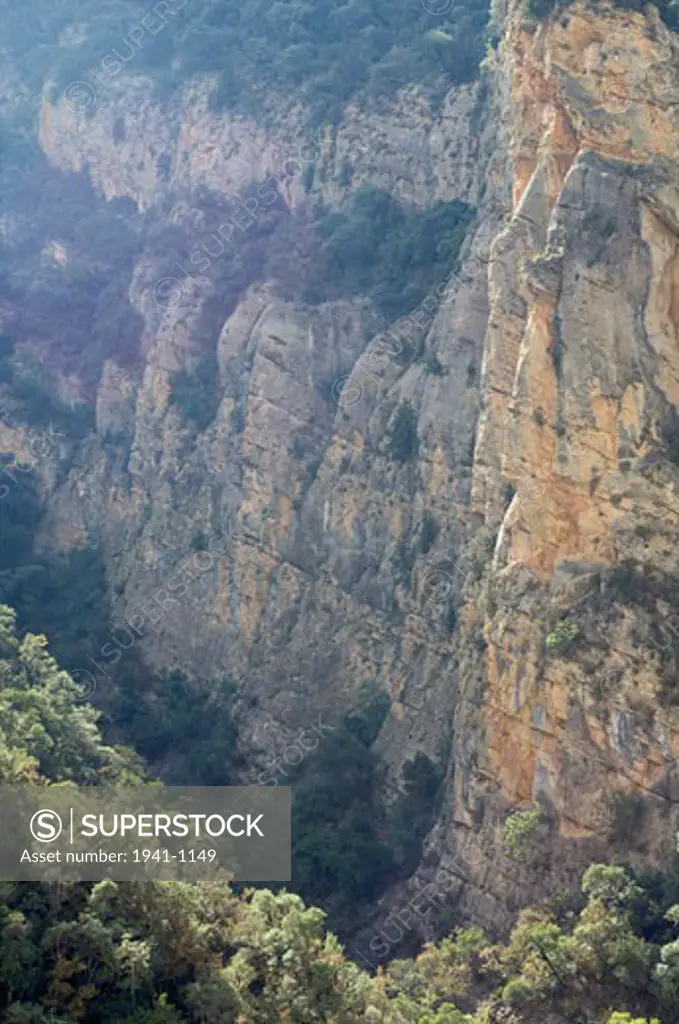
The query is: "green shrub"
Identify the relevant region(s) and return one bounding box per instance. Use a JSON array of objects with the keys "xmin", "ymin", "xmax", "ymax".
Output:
[
  {"xmin": 171, "ymin": 351, "xmax": 221, "ymax": 431},
  {"xmin": 190, "ymin": 530, "xmax": 208, "ymax": 552},
  {"xmin": 503, "ymin": 482, "xmax": 517, "ymax": 508},
  {"xmin": 501, "ymin": 808, "xmax": 541, "ymax": 861},
  {"xmin": 611, "ymin": 792, "xmax": 646, "ymax": 845},
  {"xmin": 0, "ymin": 461, "xmax": 43, "ymax": 570},
  {"xmin": 390, "ymin": 402, "xmax": 419, "ymax": 463},
  {"xmin": 118, "ymin": 671, "xmax": 244, "ymax": 786},
  {"xmin": 289, "ymin": 436, "xmax": 308, "ymax": 459},
  {"xmin": 421, "ymin": 512, "xmax": 440, "ymax": 554},
  {"xmin": 606, "ymin": 1015, "xmax": 660, "ymax": 1024},
  {"xmin": 0, "ymin": 475, "xmax": 113, "ymax": 676},
  {"xmin": 545, "ymin": 617, "xmax": 580, "ymax": 654},
  {"xmin": 502, "ymin": 977, "xmax": 535, "ymax": 1006}
]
